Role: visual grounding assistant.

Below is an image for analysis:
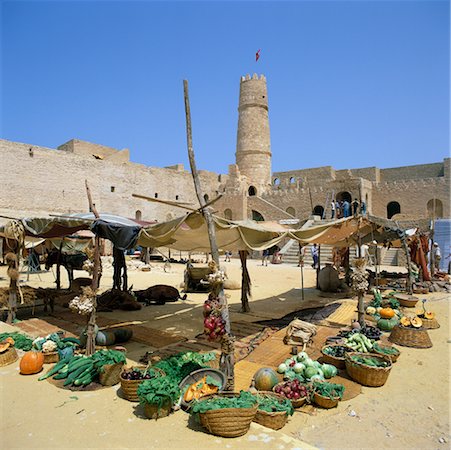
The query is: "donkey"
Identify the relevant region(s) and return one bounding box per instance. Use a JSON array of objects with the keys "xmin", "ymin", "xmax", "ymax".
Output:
[{"xmin": 45, "ymin": 249, "xmax": 88, "ymax": 288}]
